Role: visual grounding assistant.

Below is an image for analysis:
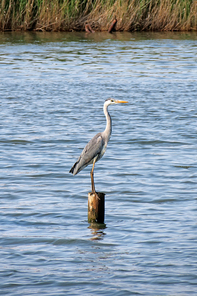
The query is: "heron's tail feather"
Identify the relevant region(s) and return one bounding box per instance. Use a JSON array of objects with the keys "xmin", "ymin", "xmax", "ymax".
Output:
[{"xmin": 69, "ymin": 160, "xmax": 79, "ymax": 175}]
